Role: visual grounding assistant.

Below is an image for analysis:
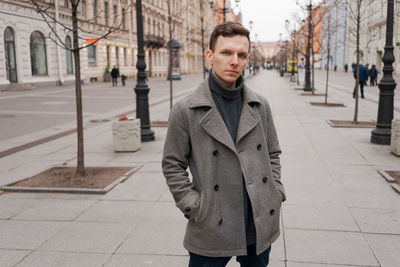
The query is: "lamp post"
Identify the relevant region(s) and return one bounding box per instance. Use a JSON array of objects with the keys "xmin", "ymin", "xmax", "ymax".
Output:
[
  {"xmin": 371, "ymin": 0, "xmax": 397, "ymax": 145},
  {"xmin": 208, "ymin": 0, "xmax": 240, "ymax": 23},
  {"xmin": 304, "ymin": 1, "xmax": 312, "ymax": 91},
  {"xmin": 249, "ymin": 20, "xmax": 254, "ymax": 74},
  {"xmin": 134, "ymin": 0, "xmax": 155, "ymax": 141},
  {"xmin": 286, "ymin": 19, "xmax": 296, "ymax": 82}
]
